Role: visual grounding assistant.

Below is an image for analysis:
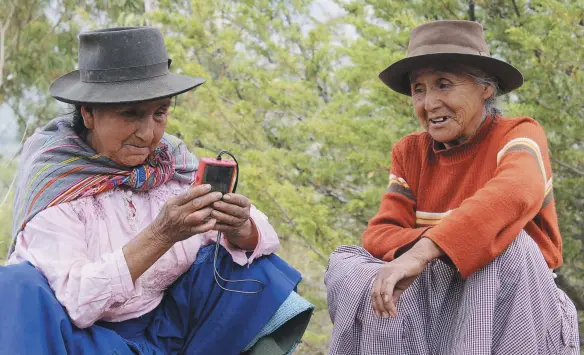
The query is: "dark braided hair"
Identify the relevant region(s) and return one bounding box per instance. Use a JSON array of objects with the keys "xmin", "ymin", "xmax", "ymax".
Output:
[{"xmin": 71, "ymin": 105, "xmax": 87, "ymax": 135}]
